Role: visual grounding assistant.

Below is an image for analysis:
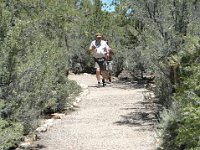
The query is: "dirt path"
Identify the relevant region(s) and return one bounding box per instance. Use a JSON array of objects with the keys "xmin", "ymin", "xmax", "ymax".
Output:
[{"xmin": 35, "ymin": 73, "xmax": 157, "ymax": 150}]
